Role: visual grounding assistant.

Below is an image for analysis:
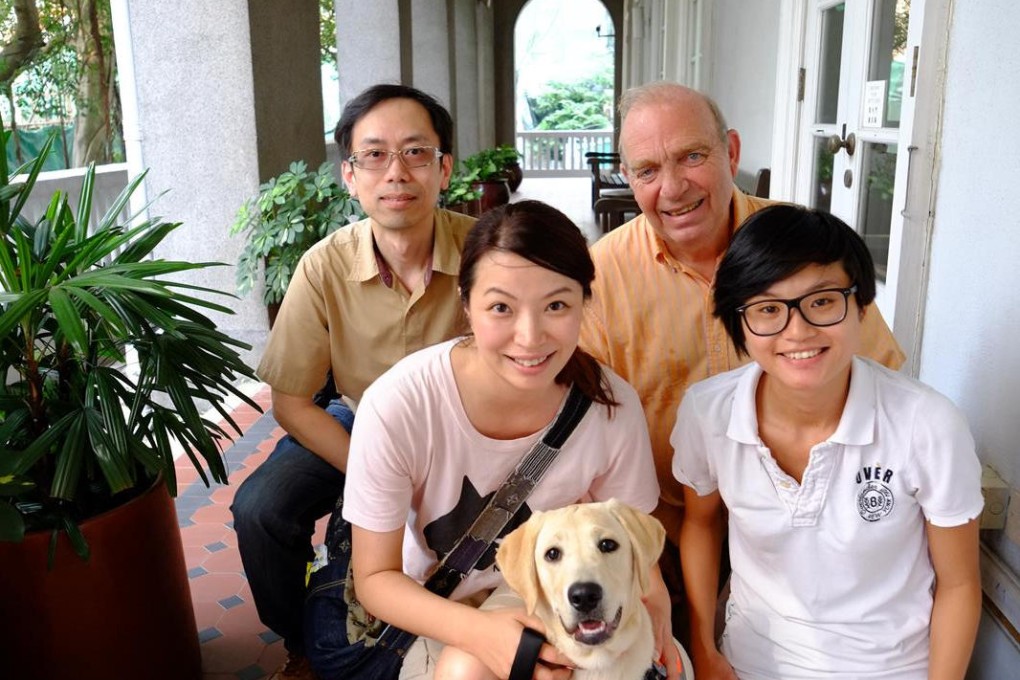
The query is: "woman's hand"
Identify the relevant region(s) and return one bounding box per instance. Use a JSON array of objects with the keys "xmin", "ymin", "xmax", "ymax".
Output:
[
  {"xmin": 643, "ymin": 565, "xmax": 681, "ymax": 680},
  {"xmin": 463, "ymin": 607, "xmax": 574, "ymax": 680},
  {"xmin": 692, "ymin": 648, "xmax": 739, "ymax": 680}
]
